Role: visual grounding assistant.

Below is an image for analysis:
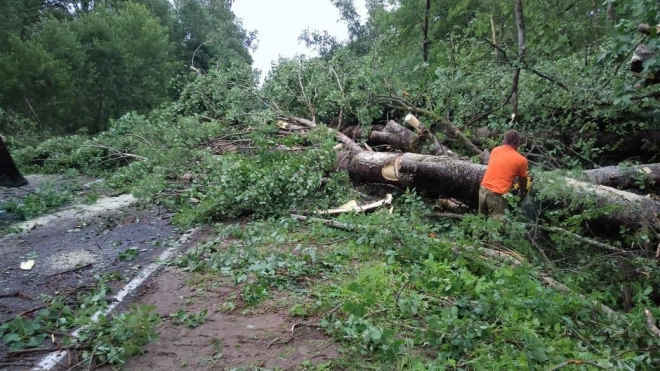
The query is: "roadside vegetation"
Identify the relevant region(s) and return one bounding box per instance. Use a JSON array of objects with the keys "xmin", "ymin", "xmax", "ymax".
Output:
[{"xmin": 2, "ymin": 0, "xmax": 660, "ymax": 369}]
